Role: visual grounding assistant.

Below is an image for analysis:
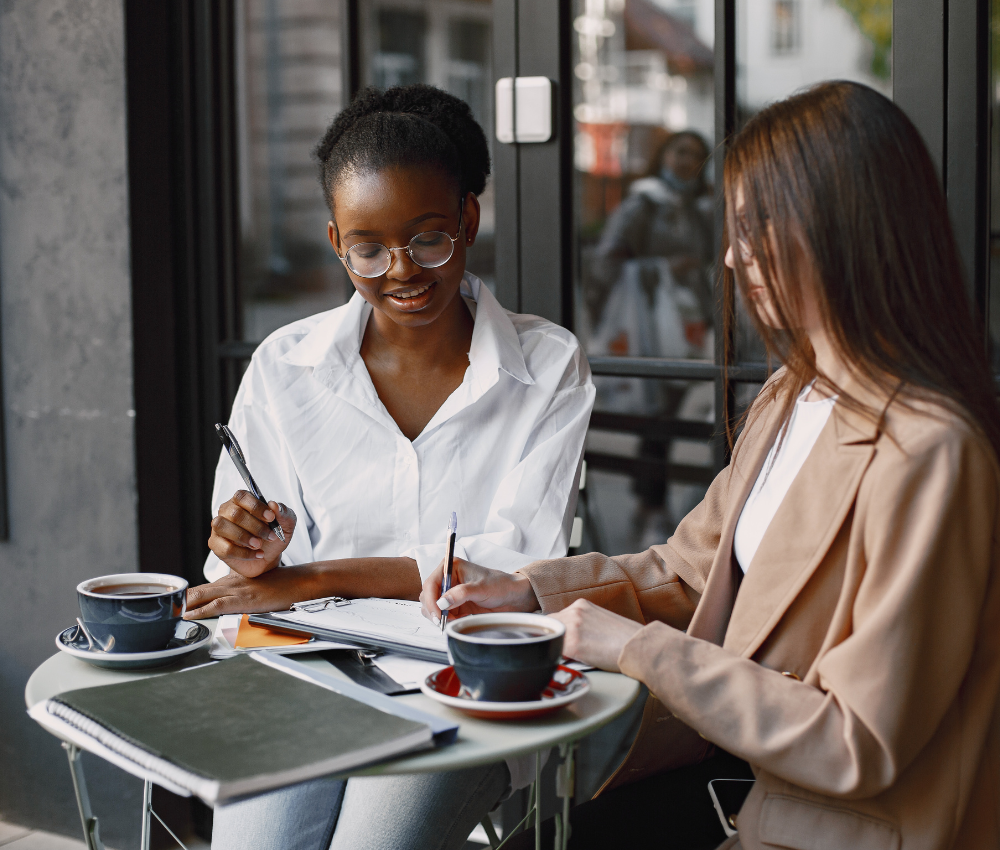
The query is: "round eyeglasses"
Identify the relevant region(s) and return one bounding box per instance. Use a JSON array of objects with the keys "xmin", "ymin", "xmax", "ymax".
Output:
[{"xmin": 337, "ymin": 209, "xmax": 464, "ymax": 279}]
